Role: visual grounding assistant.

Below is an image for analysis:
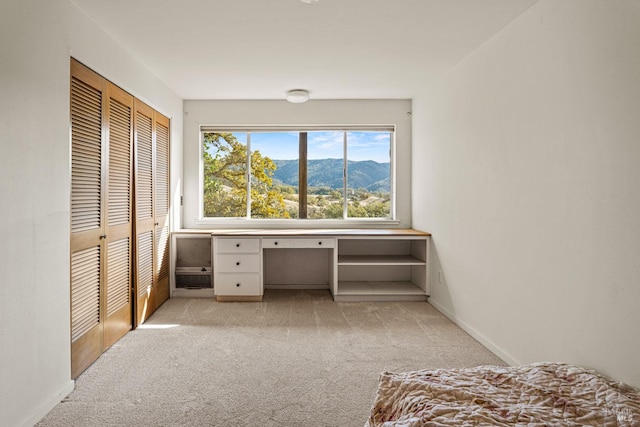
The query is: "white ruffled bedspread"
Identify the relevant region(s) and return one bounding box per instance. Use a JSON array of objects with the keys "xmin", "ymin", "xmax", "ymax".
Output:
[{"xmin": 366, "ymin": 363, "xmax": 640, "ymax": 427}]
